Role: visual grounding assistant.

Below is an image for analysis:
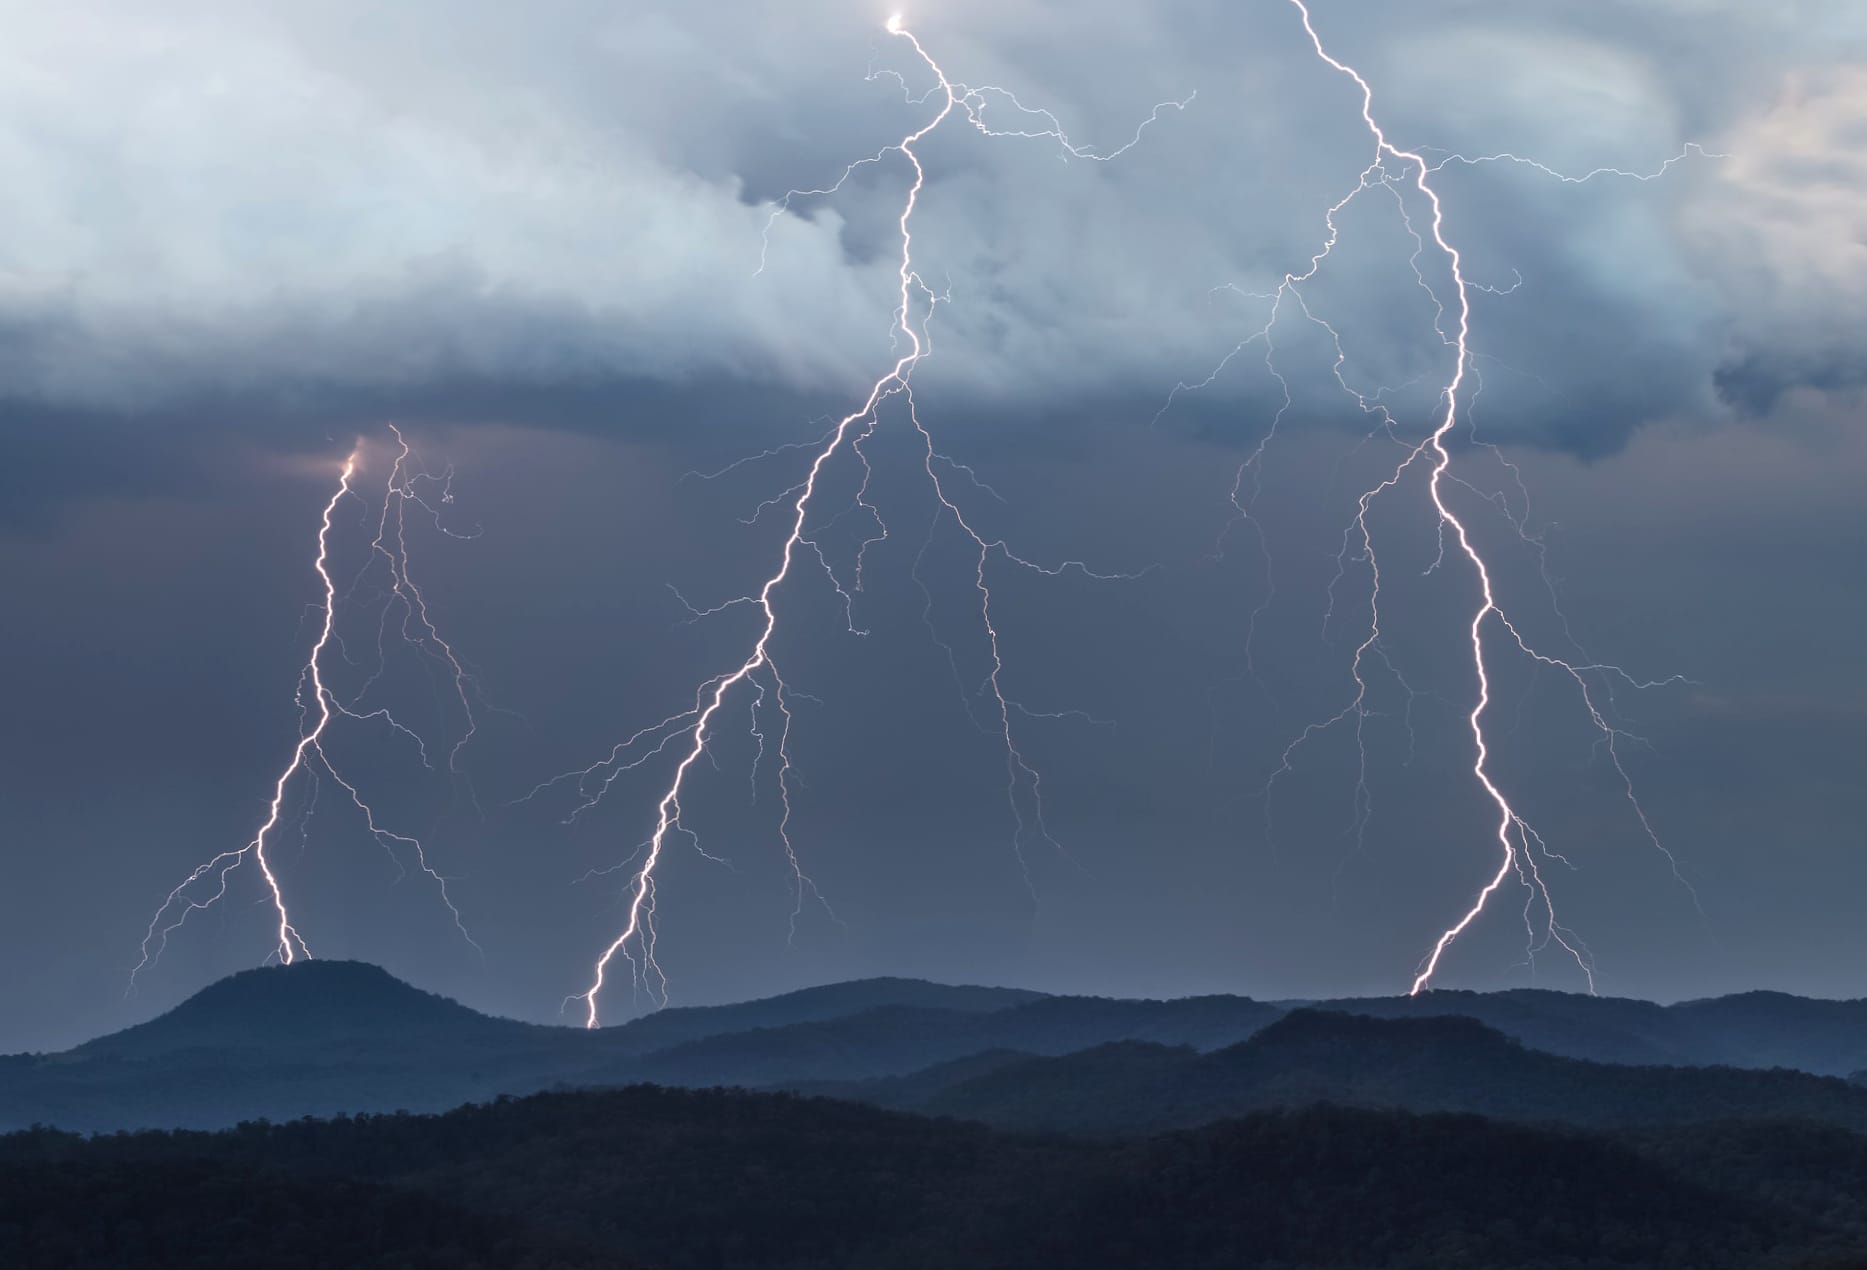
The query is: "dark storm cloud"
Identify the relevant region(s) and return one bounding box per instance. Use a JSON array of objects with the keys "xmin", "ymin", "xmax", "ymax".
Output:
[
  {"xmin": 0, "ymin": 371, "xmax": 845, "ymax": 529},
  {"xmin": 1, "ymin": 0, "xmax": 1863, "ymax": 490}
]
